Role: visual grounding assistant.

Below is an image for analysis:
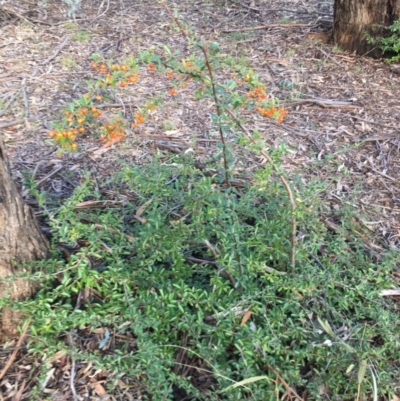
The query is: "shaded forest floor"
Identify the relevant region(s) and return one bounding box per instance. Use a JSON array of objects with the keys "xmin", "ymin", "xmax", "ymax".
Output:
[{"xmin": 0, "ymin": 0, "xmax": 399, "ymax": 399}]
